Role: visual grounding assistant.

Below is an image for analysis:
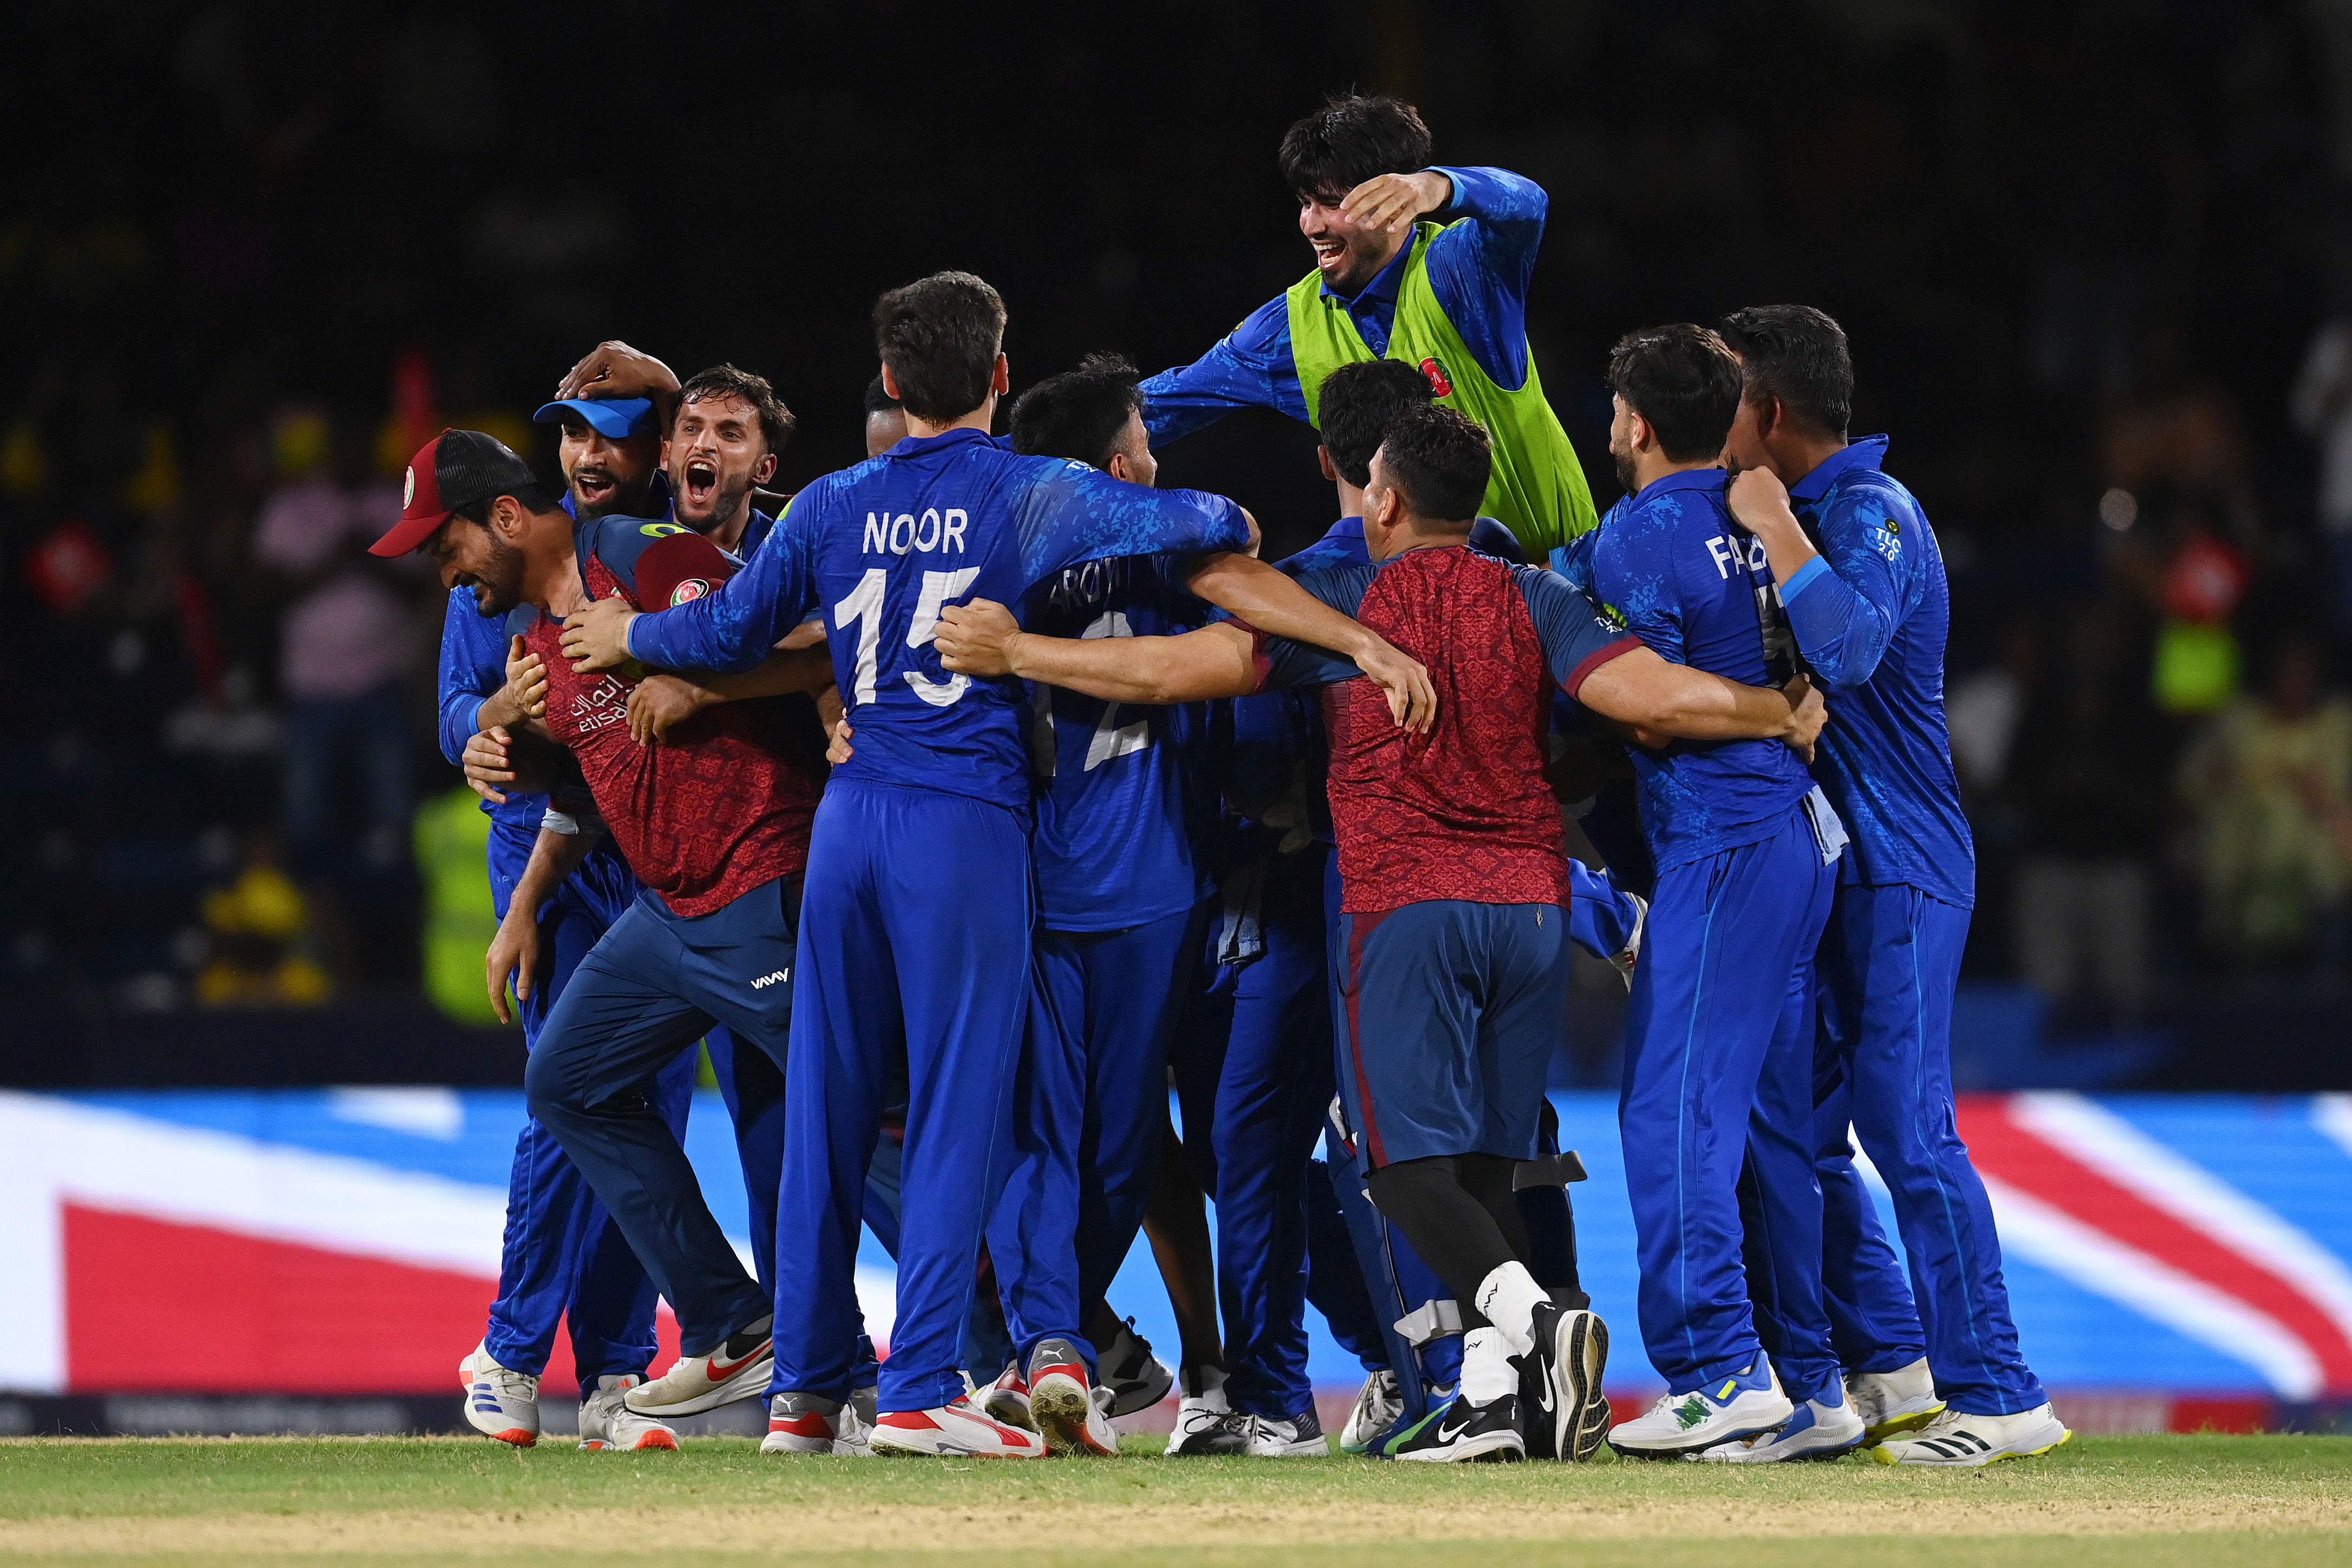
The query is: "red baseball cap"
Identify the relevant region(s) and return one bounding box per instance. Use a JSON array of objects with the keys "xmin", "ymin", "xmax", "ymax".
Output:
[{"xmin": 370, "ymin": 430, "xmax": 543, "ymax": 557}]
